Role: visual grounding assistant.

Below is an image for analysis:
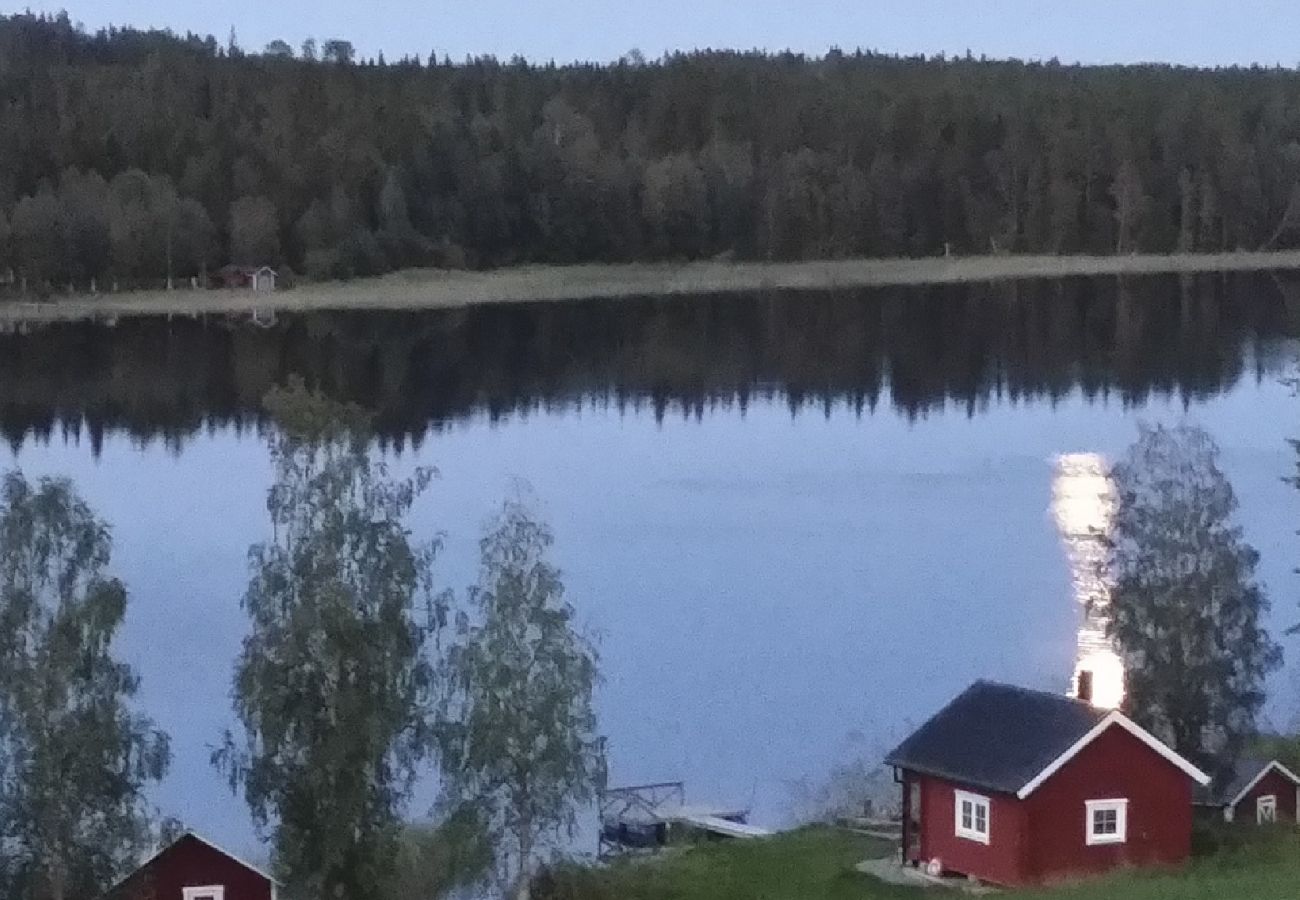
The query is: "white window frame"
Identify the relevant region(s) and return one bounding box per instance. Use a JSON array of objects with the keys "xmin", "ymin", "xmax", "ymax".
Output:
[
  {"xmin": 1257, "ymin": 794, "xmax": 1278, "ymax": 824},
  {"xmin": 954, "ymin": 790, "xmax": 991, "ymax": 844},
  {"xmin": 182, "ymin": 887, "xmax": 225, "ymax": 900},
  {"xmin": 1085, "ymin": 799, "xmax": 1128, "ymax": 845}
]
